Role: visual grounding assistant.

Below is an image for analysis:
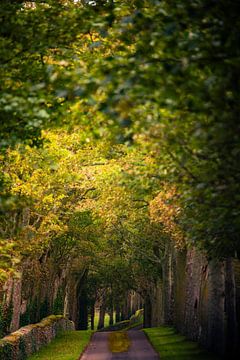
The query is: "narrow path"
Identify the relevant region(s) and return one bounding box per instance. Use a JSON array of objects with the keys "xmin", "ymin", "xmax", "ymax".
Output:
[
  {"xmin": 127, "ymin": 330, "xmax": 159, "ymax": 359},
  {"xmin": 80, "ymin": 330, "xmax": 159, "ymax": 360},
  {"xmin": 80, "ymin": 332, "xmax": 111, "ymax": 360}
]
